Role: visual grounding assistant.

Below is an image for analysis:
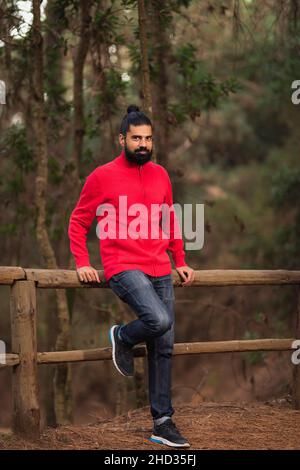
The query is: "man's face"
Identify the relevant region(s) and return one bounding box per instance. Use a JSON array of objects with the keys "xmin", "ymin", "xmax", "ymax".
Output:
[{"xmin": 119, "ymin": 124, "xmax": 153, "ymax": 165}]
